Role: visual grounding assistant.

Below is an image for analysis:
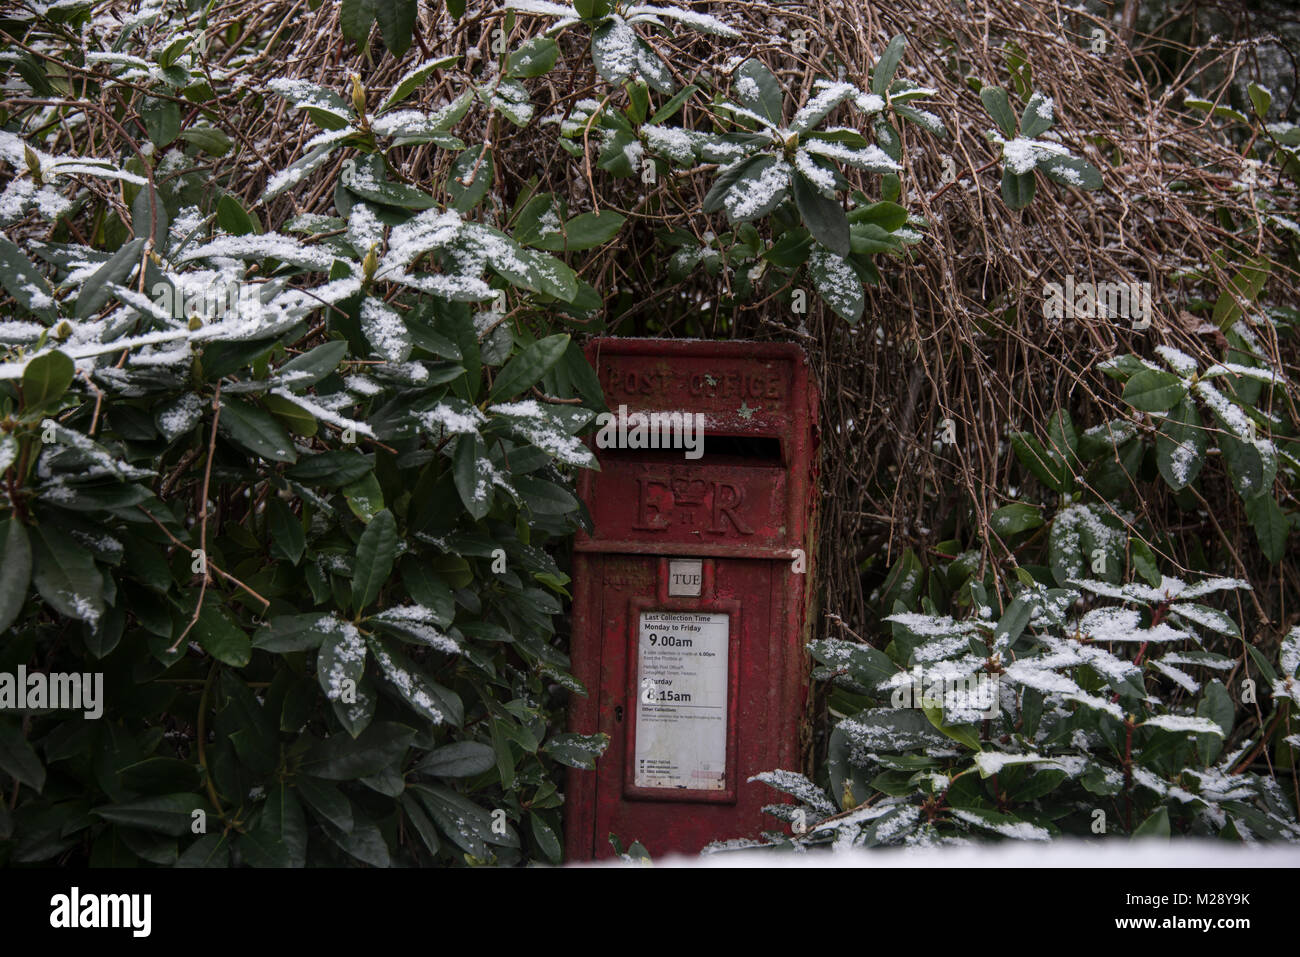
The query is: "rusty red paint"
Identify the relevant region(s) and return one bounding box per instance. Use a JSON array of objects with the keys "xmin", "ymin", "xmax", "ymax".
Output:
[{"xmin": 564, "ymin": 338, "xmax": 819, "ymax": 860}]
